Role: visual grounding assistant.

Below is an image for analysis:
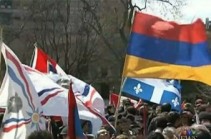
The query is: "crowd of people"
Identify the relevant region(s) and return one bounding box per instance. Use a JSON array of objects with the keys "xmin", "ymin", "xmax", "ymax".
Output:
[{"xmin": 0, "ymin": 97, "xmax": 211, "ymax": 139}]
